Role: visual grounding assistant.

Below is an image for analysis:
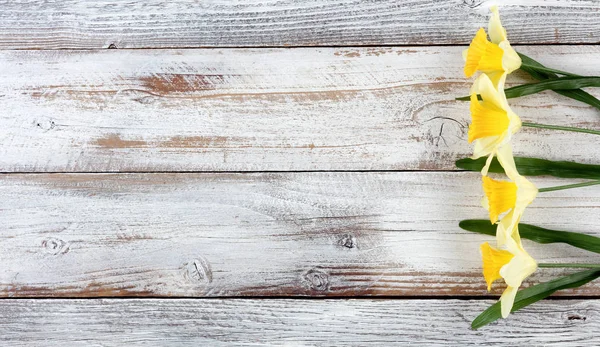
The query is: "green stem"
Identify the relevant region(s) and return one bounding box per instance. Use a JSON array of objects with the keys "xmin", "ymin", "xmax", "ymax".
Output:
[
  {"xmin": 522, "ymin": 122, "xmax": 600, "ymax": 136},
  {"xmin": 520, "ymin": 63, "xmax": 581, "ymax": 78},
  {"xmin": 539, "ymin": 180, "xmax": 600, "ymax": 193},
  {"xmin": 539, "ymin": 263, "xmax": 600, "ymax": 269}
]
